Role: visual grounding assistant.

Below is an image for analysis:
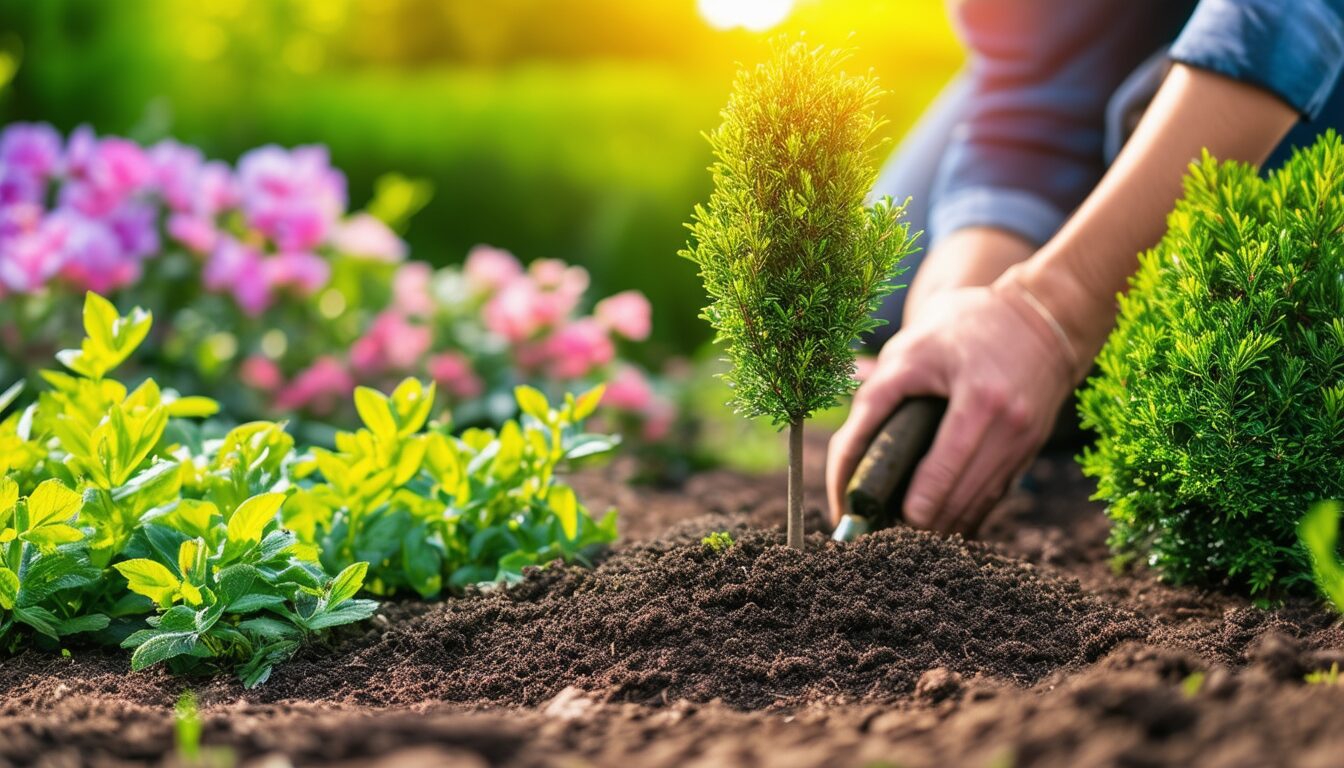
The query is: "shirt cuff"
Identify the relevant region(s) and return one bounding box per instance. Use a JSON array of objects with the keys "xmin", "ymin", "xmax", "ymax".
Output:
[
  {"xmin": 1169, "ymin": 0, "xmax": 1344, "ymax": 119},
  {"xmin": 929, "ymin": 187, "xmax": 1067, "ymax": 247}
]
